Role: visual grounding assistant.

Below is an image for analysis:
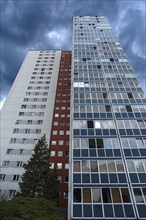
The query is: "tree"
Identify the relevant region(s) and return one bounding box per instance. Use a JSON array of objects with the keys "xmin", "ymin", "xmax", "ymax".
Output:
[
  {"xmin": 0, "ymin": 196, "xmax": 64, "ymax": 220},
  {"xmin": 19, "ymin": 135, "xmax": 59, "ymax": 201}
]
